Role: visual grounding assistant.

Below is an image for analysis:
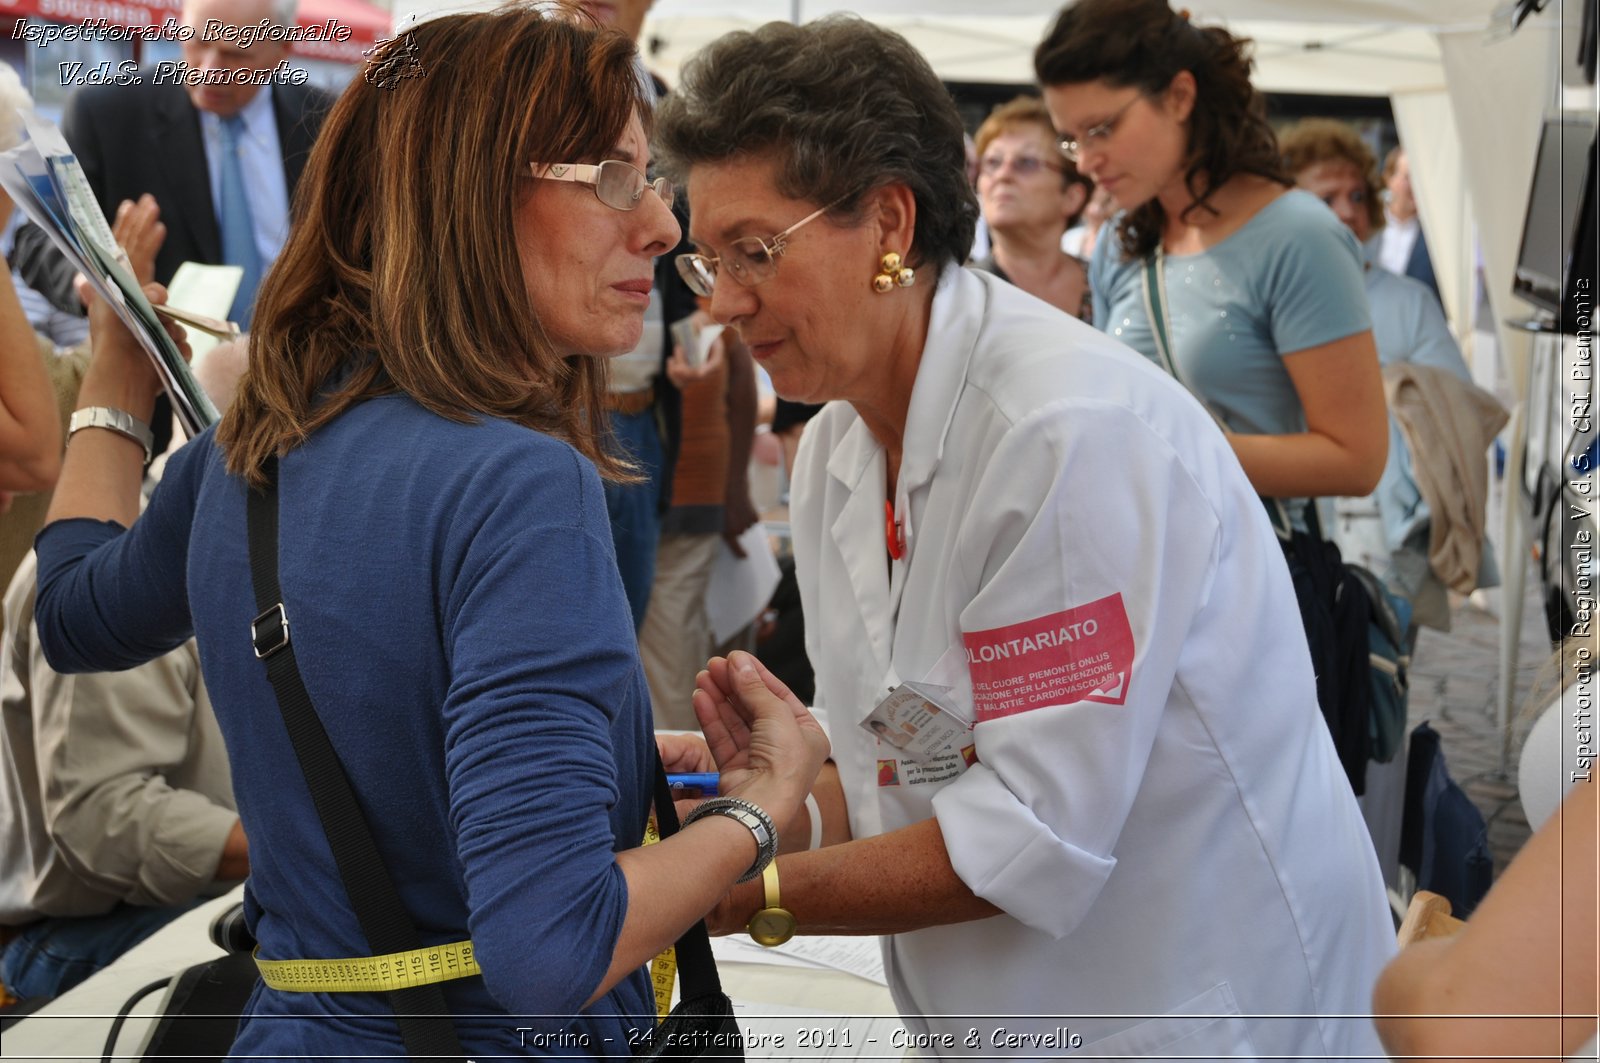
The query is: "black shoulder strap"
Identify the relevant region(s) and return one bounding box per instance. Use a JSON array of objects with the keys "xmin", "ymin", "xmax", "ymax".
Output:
[
  {"xmin": 650, "ymin": 761, "xmax": 724, "ymax": 1001},
  {"xmin": 245, "ymin": 454, "xmax": 465, "ymax": 1062}
]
